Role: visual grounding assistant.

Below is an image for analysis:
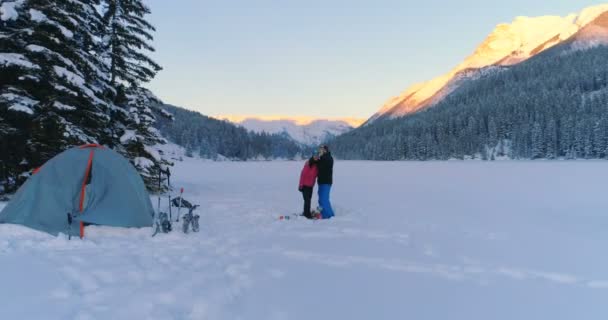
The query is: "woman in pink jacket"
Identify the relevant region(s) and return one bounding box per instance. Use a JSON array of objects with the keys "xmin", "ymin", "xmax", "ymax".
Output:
[{"xmin": 298, "ymin": 156, "xmax": 319, "ymax": 219}]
